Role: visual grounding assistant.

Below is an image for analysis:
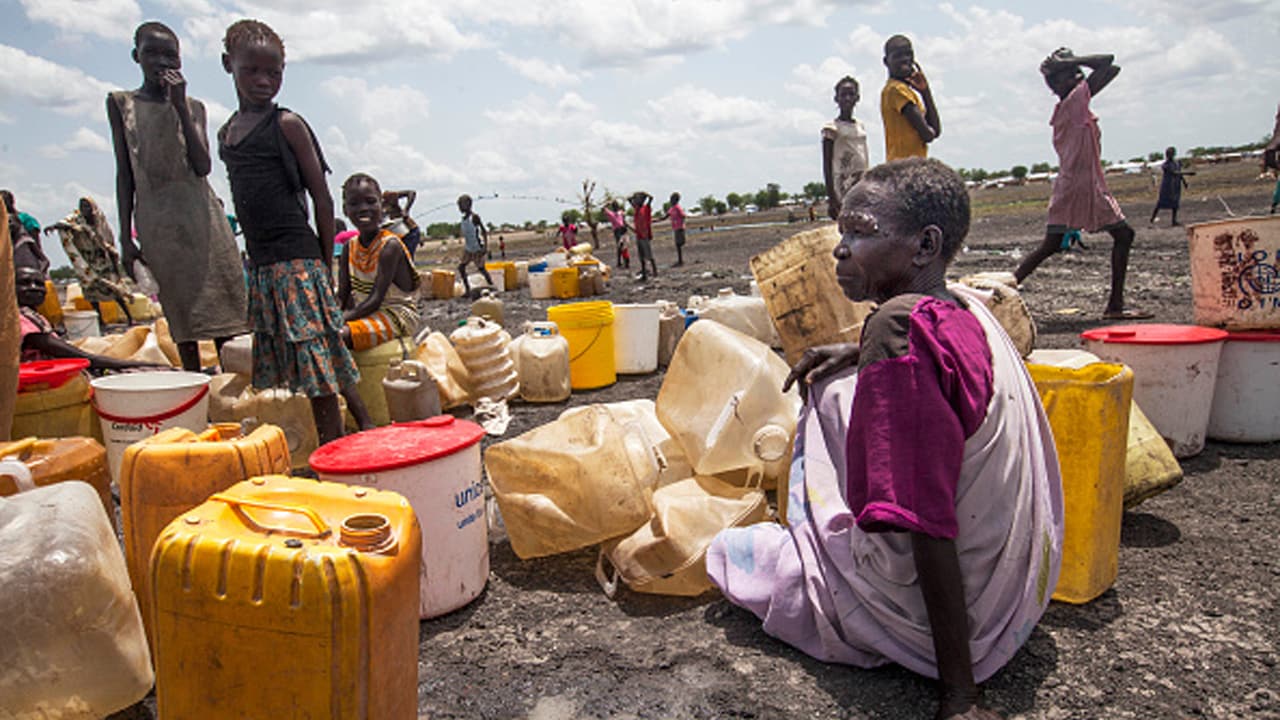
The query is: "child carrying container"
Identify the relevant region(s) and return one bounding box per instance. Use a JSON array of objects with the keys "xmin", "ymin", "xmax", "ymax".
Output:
[{"xmin": 216, "ymin": 19, "xmax": 369, "ymax": 445}]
